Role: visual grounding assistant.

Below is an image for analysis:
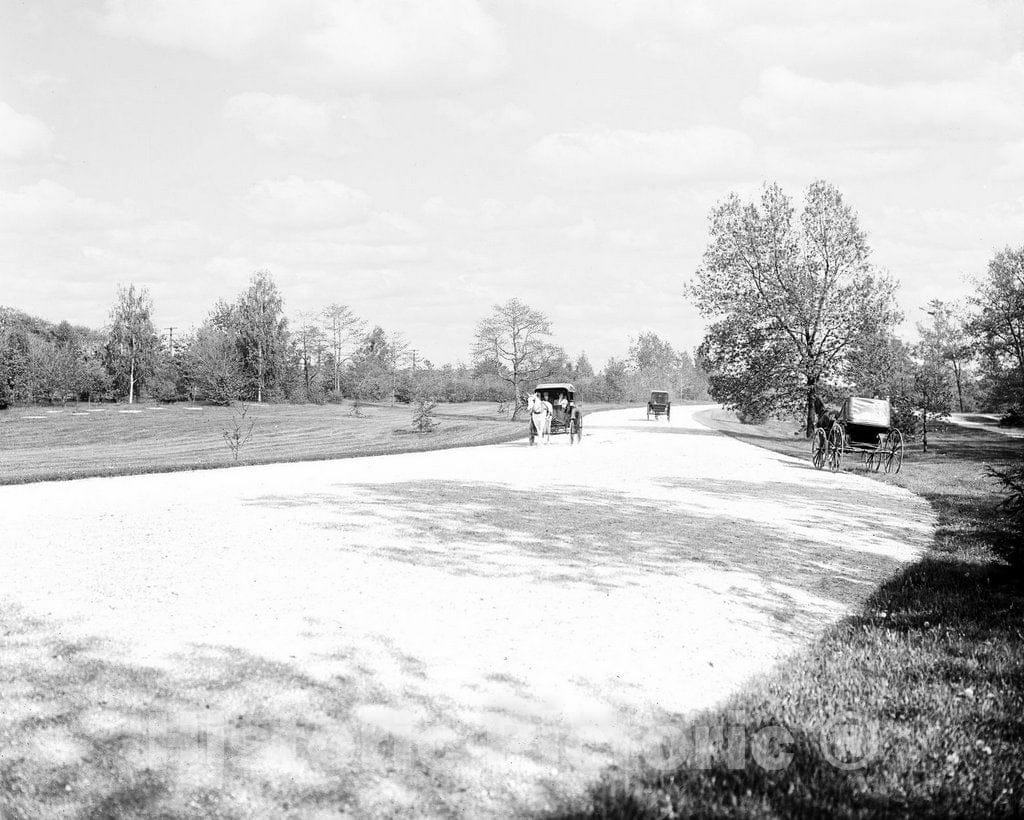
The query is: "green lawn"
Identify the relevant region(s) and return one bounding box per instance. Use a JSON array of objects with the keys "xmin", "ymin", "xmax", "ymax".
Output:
[
  {"xmin": 549, "ymin": 410, "xmax": 1024, "ymax": 819},
  {"xmin": 0, "ymin": 400, "xmax": 630, "ymax": 485},
  {"xmin": 0, "ymin": 400, "xmax": 529, "ymax": 485}
]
